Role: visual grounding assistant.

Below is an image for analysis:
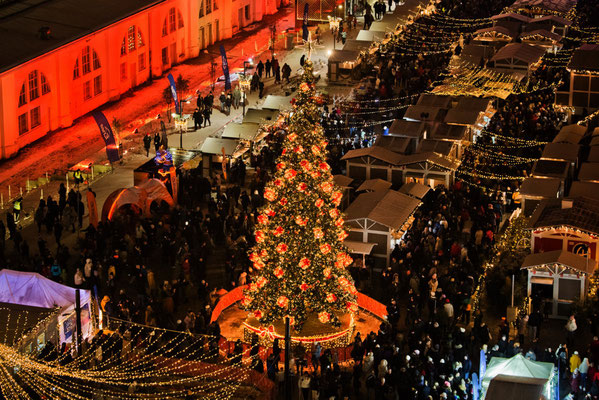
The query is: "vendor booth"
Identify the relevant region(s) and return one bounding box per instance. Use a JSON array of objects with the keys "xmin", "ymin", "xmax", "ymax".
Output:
[
  {"xmin": 344, "ymin": 189, "xmax": 422, "ymax": 263},
  {"xmin": 0, "ymin": 270, "xmax": 95, "ymax": 350},
  {"xmin": 521, "ymin": 249, "xmax": 597, "ymax": 318},
  {"xmin": 327, "ymin": 50, "xmax": 360, "ymax": 82},
  {"xmin": 480, "ymin": 354, "xmax": 554, "ymax": 400},
  {"xmin": 199, "ymin": 137, "xmax": 241, "ymax": 178},
  {"xmin": 221, "ymin": 122, "xmax": 260, "ymax": 142},
  {"xmin": 261, "ymin": 95, "xmax": 293, "ymax": 111},
  {"xmin": 242, "ymin": 108, "xmax": 279, "ymax": 125}
]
